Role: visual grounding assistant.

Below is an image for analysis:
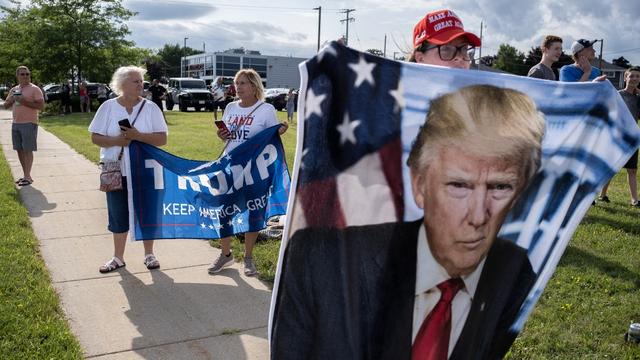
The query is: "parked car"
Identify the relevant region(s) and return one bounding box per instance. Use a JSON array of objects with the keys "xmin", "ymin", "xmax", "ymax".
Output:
[
  {"xmin": 44, "ymin": 84, "xmax": 62, "ymax": 103},
  {"xmin": 166, "ymin": 78, "xmax": 214, "ymax": 112},
  {"xmin": 264, "ymin": 88, "xmax": 292, "ymax": 111},
  {"xmin": 85, "ymin": 82, "xmax": 112, "ymax": 99}
]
